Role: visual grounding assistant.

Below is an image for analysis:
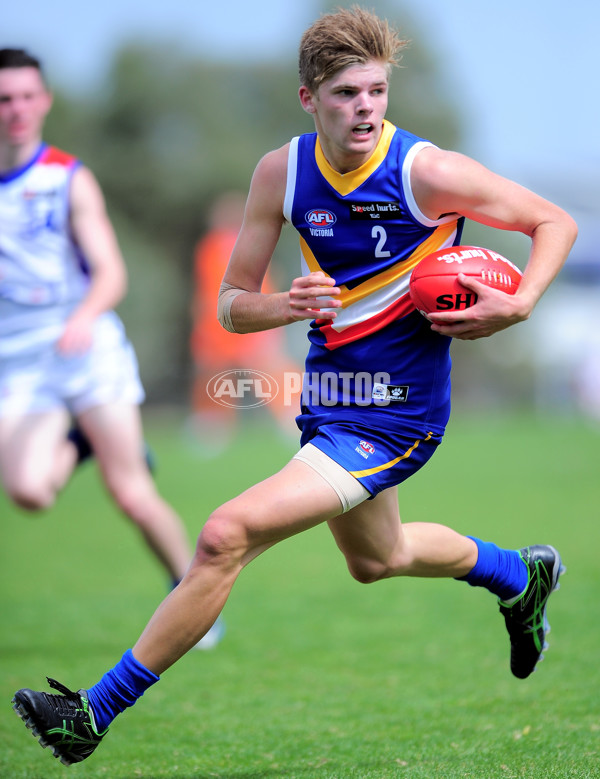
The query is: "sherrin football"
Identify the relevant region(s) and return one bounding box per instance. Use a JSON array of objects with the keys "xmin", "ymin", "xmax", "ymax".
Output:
[{"xmin": 409, "ymin": 246, "xmax": 522, "ymax": 316}]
